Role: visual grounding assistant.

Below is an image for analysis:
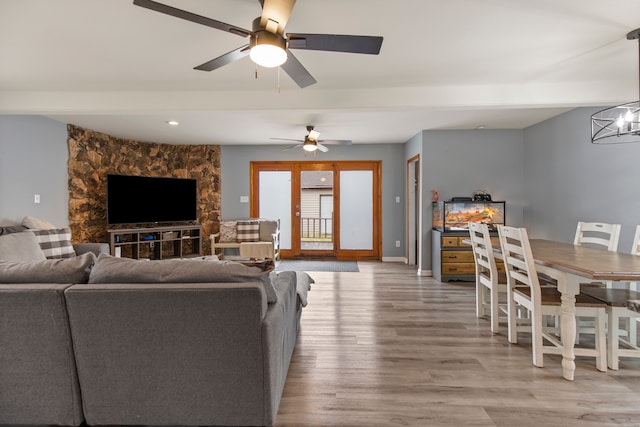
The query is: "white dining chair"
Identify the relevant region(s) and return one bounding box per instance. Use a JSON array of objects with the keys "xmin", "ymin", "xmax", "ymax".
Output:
[
  {"xmin": 631, "ymin": 225, "xmax": 640, "ymax": 291},
  {"xmin": 580, "ymin": 285, "xmax": 640, "ymax": 370},
  {"xmin": 573, "ymin": 222, "xmax": 621, "ymax": 252},
  {"xmin": 581, "ymin": 225, "xmax": 640, "ymax": 369},
  {"xmin": 629, "ymin": 226, "xmax": 640, "ymax": 344},
  {"xmin": 572, "ymin": 222, "xmax": 621, "ymax": 343},
  {"xmin": 498, "ymin": 225, "xmax": 607, "ymax": 371},
  {"xmin": 469, "ymin": 222, "xmax": 507, "ymax": 334}
]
